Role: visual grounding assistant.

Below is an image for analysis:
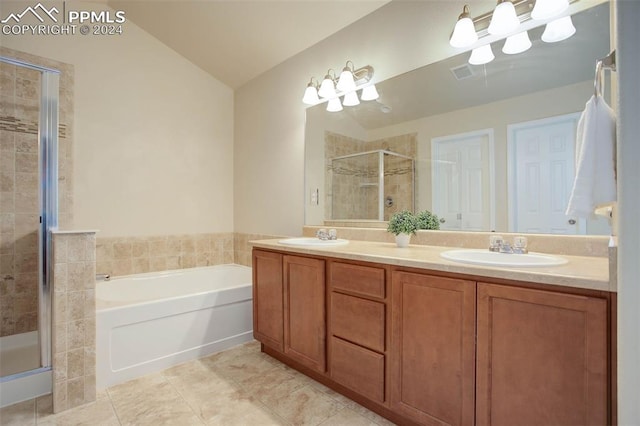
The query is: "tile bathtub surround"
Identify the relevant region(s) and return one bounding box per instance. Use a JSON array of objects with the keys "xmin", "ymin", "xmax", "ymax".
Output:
[
  {"xmin": 0, "ymin": 340, "xmax": 395, "ymax": 425},
  {"xmin": 96, "ymin": 233, "xmax": 235, "ymax": 277},
  {"xmin": 51, "ymin": 231, "xmax": 97, "ymax": 413}
]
